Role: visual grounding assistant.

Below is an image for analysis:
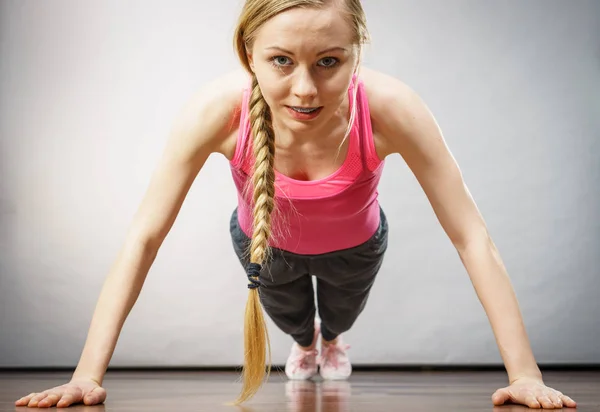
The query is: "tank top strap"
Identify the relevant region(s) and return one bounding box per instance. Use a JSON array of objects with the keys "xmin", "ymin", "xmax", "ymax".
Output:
[
  {"xmin": 353, "ymin": 74, "xmax": 382, "ymax": 174},
  {"xmin": 230, "ymin": 82, "xmax": 253, "ymax": 175}
]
